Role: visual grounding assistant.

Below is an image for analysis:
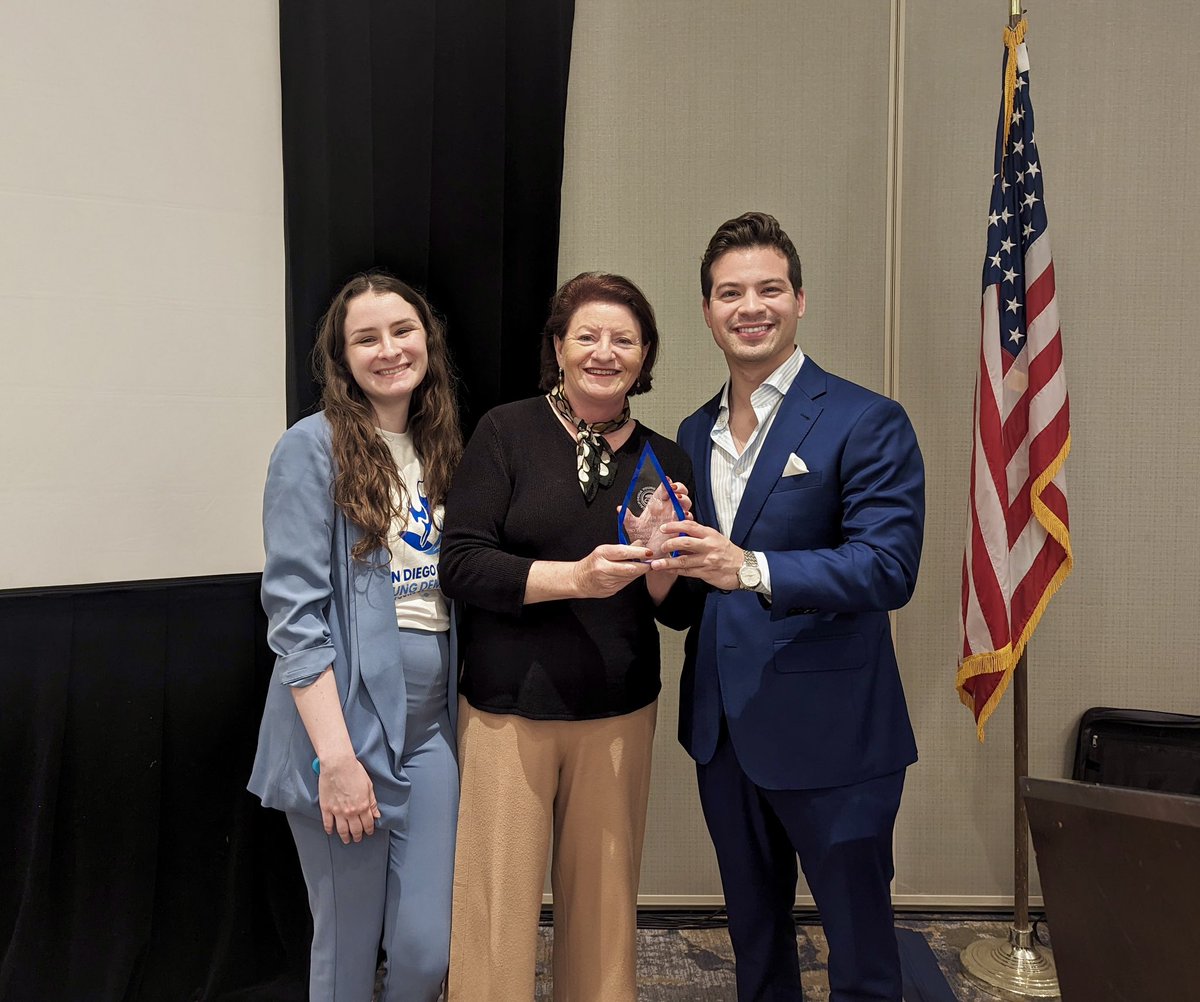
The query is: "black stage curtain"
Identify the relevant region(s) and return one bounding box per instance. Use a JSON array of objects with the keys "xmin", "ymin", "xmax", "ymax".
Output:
[
  {"xmin": 0, "ymin": 578, "xmax": 308, "ymax": 1002},
  {"xmin": 281, "ymin": 0, "xmax": 578, "ymax": 431}
]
